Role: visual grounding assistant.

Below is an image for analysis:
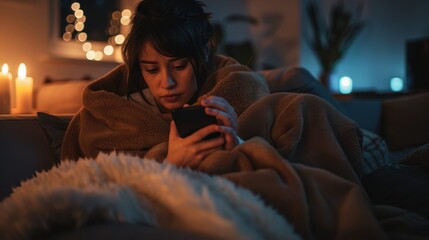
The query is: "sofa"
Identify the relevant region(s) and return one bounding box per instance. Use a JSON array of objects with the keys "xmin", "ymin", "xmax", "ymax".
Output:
[
  {"xmin": 1, "ymin": 66, "xmax": 429, "ymax": 239},
  {"xmin": 336, "ymin": 92, "xmax": 429, "ymax": 161}
]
